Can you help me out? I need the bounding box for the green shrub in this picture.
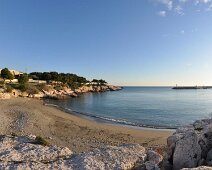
[35,136,49,146]
[36,84,51,92]
[18,74,29,84]
[26,85,40,94]
[54,85,63,91]
[11,132,17,137]
[6,85,13,93]
[19,83,29,92]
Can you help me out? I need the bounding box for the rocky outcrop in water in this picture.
[165,119,212,170]
[75,84,122,93]
[0,134,162,170]
[0,85,122,100]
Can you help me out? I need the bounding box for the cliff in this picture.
[0,84,122,100]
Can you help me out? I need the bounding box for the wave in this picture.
[44,103,177,130]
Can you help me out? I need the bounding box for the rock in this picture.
[0,135,146,170]
[147,150,163,165]
[0,92,11,99]
[166,119,212,170]
[173,131,202,170]
[206,149,212,166]
[69,144,146,170]
[0,135,72,163]
[32,92,45,98]
[182,166,212,170]
[198,159,206,166]
[145,161,160,170]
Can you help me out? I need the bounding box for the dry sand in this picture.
[0,98,173,153]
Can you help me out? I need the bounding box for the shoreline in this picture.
[0,97,173,153]
[44,103,176,131]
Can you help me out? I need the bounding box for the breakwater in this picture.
[173,86,212,90]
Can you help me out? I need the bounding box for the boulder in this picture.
[166,119,212,170]
[206,149,212,166]
[173,132,201,170]
[145,161,160,170]
[147,150,163,165]
[0,135,72,163]
[69,144,146,170]
[0,135,147,170]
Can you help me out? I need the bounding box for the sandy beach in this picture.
[0,98,173,153]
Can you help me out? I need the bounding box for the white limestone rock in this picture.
[69,144,146,170]
[0,135,147,170]
[0,135,72,163]
[173,132,202,170]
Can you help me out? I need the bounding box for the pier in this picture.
[172,86,212,90]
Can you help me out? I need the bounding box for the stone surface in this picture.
[206,149,212,166]
[0,135,147,170]
[173,132,201,170]
[147,150,163,165]
[69,144,146,170]
[145,161,160,170]
[166,118,212,170]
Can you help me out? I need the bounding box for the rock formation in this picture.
[0,84,122,100]
[165,119,212,170]
[0,135,162,170]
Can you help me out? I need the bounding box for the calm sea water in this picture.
[46,87,212,129]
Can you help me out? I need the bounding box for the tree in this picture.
[1,68,14,82]
[99,79,107,85]
[18,74,29,92]
[18,74,29,84]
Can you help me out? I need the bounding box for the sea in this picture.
[45,87,212,129]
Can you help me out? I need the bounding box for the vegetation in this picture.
[18,74,29,84]
[30,72,88,89]
[0,68,108,93]
[0,68,14,82]
[17,73,29,92]
[5,85,13,93]
[34,136,49,146]
[92,79,107,85]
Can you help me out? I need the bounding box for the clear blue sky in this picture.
[0,0,212,86]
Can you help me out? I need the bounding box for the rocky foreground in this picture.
[0,135,161,170]
[164,119,212,170]
[0,119,211,170]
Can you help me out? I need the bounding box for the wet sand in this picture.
[0,98,173,153]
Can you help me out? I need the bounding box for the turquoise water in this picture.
[46,87,212,129]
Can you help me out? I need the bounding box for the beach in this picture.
[0,98,172,153]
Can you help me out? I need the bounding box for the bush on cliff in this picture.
[5,85,13,93]
[26,85,40,94]
[34,136,49,146]
[0,68,14,82]
[18,74,29,84]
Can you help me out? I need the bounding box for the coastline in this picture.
[44,102,177,131]
[0,97,173,153]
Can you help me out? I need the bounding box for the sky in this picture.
[0,0,212,86]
